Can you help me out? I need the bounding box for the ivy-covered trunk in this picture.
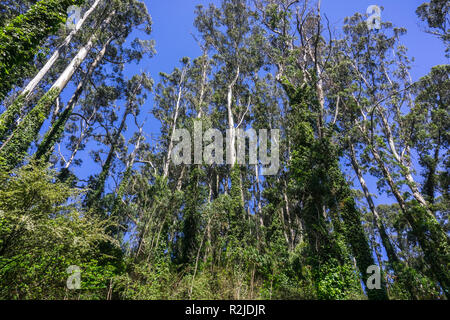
[33,35,114,162]
[21,0,103,101]
[282,77,388,300]
[0,0,85,100]
[0,10,114,170]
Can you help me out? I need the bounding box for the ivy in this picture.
[0,87,61,170]
[0,93,26,142]
[0,0,85,101]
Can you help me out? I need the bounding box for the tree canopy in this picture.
[0,0,448,300]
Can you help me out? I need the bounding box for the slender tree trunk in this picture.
[254,164,264,247]
[283,179,296,251]
[163,67,187,179]
[22,0,103,101]
[377,108,431,211]
[85,76,141,207]
[349,143,423,298]
[86,108,131,207]
[189,214,211,298]
[0,11,115,169]
[226,67,239,166]
[196,52,209,119]
[111,126,144,240]
[358,125,450,297]
[34,35,114,162]
[0,0,87,101]
[64,109,96,169]
[349,144,400,267]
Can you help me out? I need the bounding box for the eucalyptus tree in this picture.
[21,0,104,102]
[416,0,449,55]
[0,0,85,101]
[109,118,147,242]
[250,73,287,247]
[0,2,115,168]
[153,58,190,180]
[0,1,36,26]
[34,0,154,166]
[374,203,444,299]
[0,0,153,170]
[57,84,121,179]
[0,0,94,140]
[194,0,267,243]
[331,12,449,296]
[255,0,388,299]
[145,54,214,268]
[410,65,449,211]
[85,72,152,210]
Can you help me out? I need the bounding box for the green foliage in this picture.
[228,164,248,242]
[389,264,443,299]
[404,203,450,296]
[0,87,61,170]
[0,94,25,142]
[0,0,85,100]
[33,96,74,162]
[114,256,174,299]
[280,73,388,299]
[0,162,118,299]
[416,0,449,55]
[180,166,207,264]
[314,259,362,300]
[0,0,447,301]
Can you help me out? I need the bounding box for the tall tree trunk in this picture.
[22,0,103,101]
[0,10,115,169]
[226,67,239,166]
[349,144,400,268]
[111,126,144,240]
[85,83,136,208]
[377,108,432,211]
[34,35,114,162]
[195,52,209,119]
[357,124,450,297]
[163,66,187,179]
[0,0,86,101]
[349,143,422,298]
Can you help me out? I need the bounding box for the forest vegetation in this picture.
[0,0,448,300]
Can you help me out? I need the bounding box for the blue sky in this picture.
[49,0,447,271]
[69,0,448,207]
[142,0,447,82]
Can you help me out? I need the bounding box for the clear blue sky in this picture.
[71,0,448,207]
[140,0,447,82]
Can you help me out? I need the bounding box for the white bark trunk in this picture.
[163,67,187,179]
[23,0,103,100]
[350,144,383,224]
[227,67,240,166]
[49,10,114,94]
[254,164,263,226]
[378,107,430,209]
[196,54,209,119]
[62,37,113,169]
